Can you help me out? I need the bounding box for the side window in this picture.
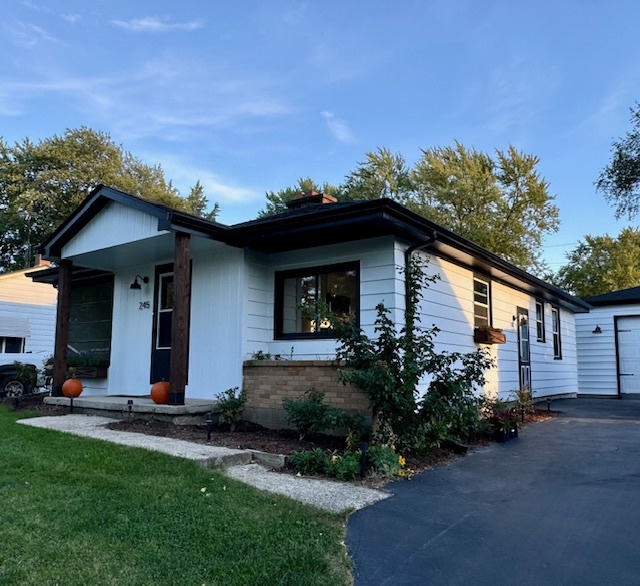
[275,262,359,339]
[551,306,562,359]
[535,301,545,342]
[0,337,25,353]
[473,276,491,327]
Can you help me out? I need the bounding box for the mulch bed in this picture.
[5,393,559,479]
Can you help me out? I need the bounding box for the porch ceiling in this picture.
[63,233,230,272]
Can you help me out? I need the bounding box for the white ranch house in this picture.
[34,186,589,420]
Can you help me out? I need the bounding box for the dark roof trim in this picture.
[583,286,640,307]
[40,185,231,260]
[26,265,113,286]
[37,187,588,313]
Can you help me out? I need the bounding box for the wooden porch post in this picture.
[169,231,191,405]
[52,260,72,396]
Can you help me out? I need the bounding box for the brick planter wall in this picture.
[242,360,371,430]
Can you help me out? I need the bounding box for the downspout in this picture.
[404,232,438,317]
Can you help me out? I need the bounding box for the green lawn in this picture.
[0,406,351,585]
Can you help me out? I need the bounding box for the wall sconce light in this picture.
[512,315,517,327]
[130,275,149,290]
[592,325,602,334]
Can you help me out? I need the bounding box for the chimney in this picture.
[34,254,51,267]
[286,191,337,210]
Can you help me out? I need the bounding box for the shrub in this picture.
[289,448,331,476]
[511,386,534,414]
[215,387,247,429]
[336,254,494,451]
[367,444,413,480]
[327,451,361,481]
[283,388,346,440]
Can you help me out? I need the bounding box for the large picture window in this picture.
[275,262,359,339]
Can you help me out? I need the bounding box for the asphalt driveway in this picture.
[347,399,640,585]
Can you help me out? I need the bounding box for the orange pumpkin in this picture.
[62,378,83,398]
[150,380,171,404]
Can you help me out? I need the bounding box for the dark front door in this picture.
[517,306,531,390]
[150,265,173,383]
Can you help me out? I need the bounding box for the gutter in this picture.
[404,232,438,317]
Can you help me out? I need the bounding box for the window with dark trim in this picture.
[68,275,114,364]
[551,306,562,359]
[473,275,491,327]
[535,300,545,342]
[275,262,359,339]
[0,337,25,353]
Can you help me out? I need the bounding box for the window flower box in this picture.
[473,325,506,345]
[69,366,108,379]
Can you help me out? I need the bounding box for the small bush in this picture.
[367,444,414,480]
[215,387,247,428]
[511,386,534,414]
[289,448,331,476]
[283,388,346,440]
[327,451,361,481]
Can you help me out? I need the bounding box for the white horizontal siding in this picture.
[576,305,640,396]
[408,248,579,401]
[0,268,57,356]
[244,237,397,360]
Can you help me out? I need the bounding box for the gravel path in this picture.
[17,414,389,513]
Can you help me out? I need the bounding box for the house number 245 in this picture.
[139,301,150,310]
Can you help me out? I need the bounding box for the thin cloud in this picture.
[152,155,258,205]
[21,1,80,23]
[111,16,203,32]
[0,56,291,139]
[7,21,65,47]
[320,111,353,143]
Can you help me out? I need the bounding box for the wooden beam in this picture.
[52,260,72,396]
[169,231,191,405]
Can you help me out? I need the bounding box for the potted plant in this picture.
[484,398,517,442]
[473,325,506,345]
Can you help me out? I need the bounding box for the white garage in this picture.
[576,286,640,397]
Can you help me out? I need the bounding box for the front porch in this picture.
[44,394,217,424]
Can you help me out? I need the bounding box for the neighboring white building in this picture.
[0,262,58,394]
[577,287,640,398]
[0,262,57,357]
[35,186,589,403]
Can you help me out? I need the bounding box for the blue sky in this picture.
[2,1,639,269]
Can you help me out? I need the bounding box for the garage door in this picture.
[617,316,640,394]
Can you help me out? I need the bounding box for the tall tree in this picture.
[257,177,343,218]
[596,103,640,219]
[185,180,219,221]
[0,127,219,272]
[342,143,559,272]
[551,228,640,297]
[342,148,415,201]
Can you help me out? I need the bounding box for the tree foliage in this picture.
[260,143,559,273]
[596,103,640,219]
[551,227,640,297]
[257,177,343,218]
[0,127,218,272]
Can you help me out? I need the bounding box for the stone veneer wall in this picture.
[242,360,371,430]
